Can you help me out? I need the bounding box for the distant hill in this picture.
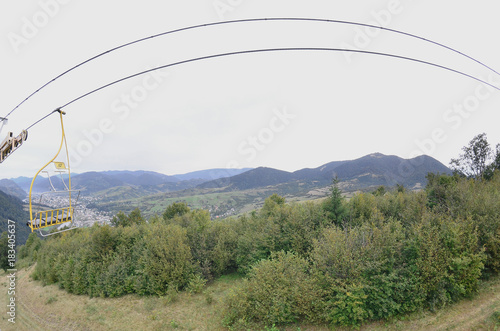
[11,176,39,193]
[71,172,126,194]
[3,155,450,220]
[77,153,452,220]
[198,167,294,190]
[0,179,27,200]
[319,153,451,189]
[6,168,253,196]
[173,168,253,181]
[199,153,451,192]
[11,175,70,193]
[101,170,179,185]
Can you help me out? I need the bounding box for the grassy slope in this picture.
[1,267,499,331]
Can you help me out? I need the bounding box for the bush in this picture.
[186,274,207,294]
[138,223,196,295]
[29,171,499,329]
[222,251,323,328]
[323,281,369,328]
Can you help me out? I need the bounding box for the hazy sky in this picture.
[1,1,500,179]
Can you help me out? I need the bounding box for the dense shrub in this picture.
[138,223,195,295]
[222,251,323,328]
[161,207,238,279]
[234,199,327,274]
[18,232,42,260]
[33,221,198,297]
[21,170,499,328]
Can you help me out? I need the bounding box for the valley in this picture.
[1,153,452,221]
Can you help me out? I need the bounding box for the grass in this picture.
[360,276,500,331]
[0,265,240,331]
[1,266,499,331]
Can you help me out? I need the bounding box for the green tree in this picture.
[111,208,145,227]
[0,232,10,272]
[425,173,459,210]
[18,232,42,263]
[373,185,387,196]
[261,193,286,217]
[163,202,190,220]
[128,208,145,225]
[450,133,492,179]
[493,144,500,169]
[322,177,348,226]
[484,143,500,180]
[138,223,195,295]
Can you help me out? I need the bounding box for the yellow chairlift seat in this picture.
[28,110,80,236]
[27,208,73,229]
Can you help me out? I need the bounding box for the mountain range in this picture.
[0,154,450,200]
[0,152,452,223]
[0,168,253,196]
[198,153,450,192]
[86,153,451,219]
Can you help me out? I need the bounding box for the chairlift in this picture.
[0,116,28,163]
[27,110,80,237]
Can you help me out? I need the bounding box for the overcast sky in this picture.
[1,1,500,179]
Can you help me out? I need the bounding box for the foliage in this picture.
[235,198,325,274]
[322,177,348,226]
[19,164,500,329]
[162,207,238,279]
[450,133,497,179]
[186,274,207,294]
[17,232,42,267]
[260,193,286,217]
[0,231,10,271]
[110,207,145,227]
[163,202,190,220]
[138,223,195,295]
[222,251,323,328]
[484,144,500,180]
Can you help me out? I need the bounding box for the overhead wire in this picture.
[4,17,500,123]
[25,46,500,131]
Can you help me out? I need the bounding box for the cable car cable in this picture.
[4,17,500,122]
[24,46,500,131]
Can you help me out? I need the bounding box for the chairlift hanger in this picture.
[26,109,80,237]
[0,122,27,164]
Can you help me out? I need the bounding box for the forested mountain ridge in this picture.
[0,178,26,200]
[0,190,30,244]
[198,153,451,191]
[7,168,254,195]
[4,154,449,197]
